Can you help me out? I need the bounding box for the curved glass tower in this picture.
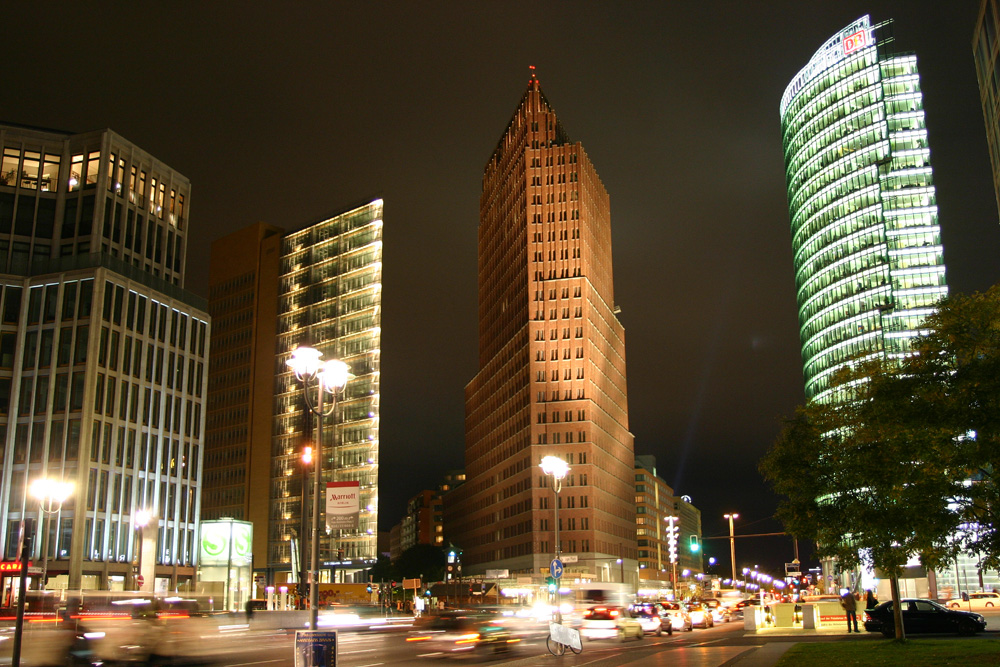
[780,16,948,403]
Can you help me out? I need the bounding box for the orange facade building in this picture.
[447,76,637,584]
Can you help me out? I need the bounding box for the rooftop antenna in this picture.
[529,64,537,81]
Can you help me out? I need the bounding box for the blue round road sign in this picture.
[550,558,564,579]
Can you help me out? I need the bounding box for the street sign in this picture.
[294,630,337,667]
[550,559,564,579]
[485,569,509,578]
[561,555,578,564]
[402,578,421,589]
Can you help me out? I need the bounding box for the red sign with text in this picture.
[0,562,30,573]
[843,29,867,55]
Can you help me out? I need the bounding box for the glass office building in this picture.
[780,16,948,403]
[0,125,208,594]
[270,200,382,583]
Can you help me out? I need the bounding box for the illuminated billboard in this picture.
[199,519,253,567]
[326,481,360,530]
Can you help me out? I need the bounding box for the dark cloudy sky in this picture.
[7,1,998,576]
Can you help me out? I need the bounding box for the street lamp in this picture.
[724,513,739,587]
[287,346,352,631]
[29,478,73,591]
[133,510,152,590]
[539,455,569,623]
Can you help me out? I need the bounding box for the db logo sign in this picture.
[843,29,867,55]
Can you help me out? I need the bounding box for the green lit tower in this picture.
[780,15,948,403]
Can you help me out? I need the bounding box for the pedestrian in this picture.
[865,589,877,610]
[841,589,859,633]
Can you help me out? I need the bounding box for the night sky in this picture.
[7,2,999,578]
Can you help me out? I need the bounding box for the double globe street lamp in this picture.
[287,346,352,631]
[29,478,74,591]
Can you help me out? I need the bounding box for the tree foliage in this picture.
[760,285,1000,637]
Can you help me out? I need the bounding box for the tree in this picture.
[761,358,963,640]
[367,554,400,583]
[903,285,1000,570]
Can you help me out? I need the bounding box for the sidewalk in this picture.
[722,642,797,666]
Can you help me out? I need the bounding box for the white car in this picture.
[580,606,643,641]
[947,592,1000,611]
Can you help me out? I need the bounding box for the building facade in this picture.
[270,200,382,583]
[0,124,209,594]
[389,489,444,560]
[974,0,1000,222]
[780,15,948,403]
[447,76,637,584]
[204,222,283,573]
[634,455,703,594]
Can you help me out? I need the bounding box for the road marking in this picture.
[342,649,377,654]
[227,661,284,666]
[355,664,384,667]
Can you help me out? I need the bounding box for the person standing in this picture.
[841,589,859,632]
[865,590,877,610]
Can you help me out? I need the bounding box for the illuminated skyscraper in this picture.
[780,16,948,403]
[447,76,636,583]
[271,200,382,584]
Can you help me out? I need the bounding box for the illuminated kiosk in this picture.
[196,519,253,612]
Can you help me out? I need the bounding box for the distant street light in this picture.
[724,513,739,586]
[287,346,352,631]
[29,478,73,591]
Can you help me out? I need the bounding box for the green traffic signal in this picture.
[689,535,700,552]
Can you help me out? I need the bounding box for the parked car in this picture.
[685,602,715,629]
[863,599,987,638]
[947,592,1000,611]
[629,604,671,636]
[580,606,643,641]
[658,601,693,632]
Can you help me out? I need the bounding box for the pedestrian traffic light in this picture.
[545,576,557,593]
[391,580,397,590]
[689,535,700,553]
[366,584,372,593]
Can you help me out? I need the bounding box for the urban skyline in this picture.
[4,2,999,574]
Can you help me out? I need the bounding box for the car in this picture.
[658,601,693,632]
[947,592,1000,611]
[699,598,732,623]
[629,604,671,636]
[685,602,715,628]
[406,613,514,654]
[579,605,643,641]
[863,599,987,638]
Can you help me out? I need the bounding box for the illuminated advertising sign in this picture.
[780,15,875,117]
[199,520,253,567]
[326,481,360,530]
[0,562,29,573]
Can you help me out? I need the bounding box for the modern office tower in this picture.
[204,222,283,574]
[447,75,636,583]
[974,0,1000,222]
[0,124,209,593]
[271,200,382,584]
[780,16,948,404]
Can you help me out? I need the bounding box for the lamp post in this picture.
[665,516,679,598]
[724,513,739,587]
[287,346,352,632]
[539,455,569,624]
[133,509,151,590]
[29,478,73,591]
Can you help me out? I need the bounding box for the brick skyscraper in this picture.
[447,75,636,584]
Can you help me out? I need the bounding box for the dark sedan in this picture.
[863,598,987,638]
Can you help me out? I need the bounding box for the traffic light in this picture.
[366,584,372,594]
[545,575,557,593]
[689,535,700,553]
[391,580,397,590]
